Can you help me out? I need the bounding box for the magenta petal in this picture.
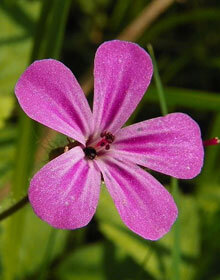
[113,113,204,179]
[29,147,101,229]
[97,157,177,240]
[15,59,93,144]
[93,40,153,135]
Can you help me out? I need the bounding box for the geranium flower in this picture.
[15,40,204,240]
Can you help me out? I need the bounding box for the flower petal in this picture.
[29,147,101,229]
[96,156,177,240]
[113,113,204,179]
[93,40,153,136]
[15,59,93,145]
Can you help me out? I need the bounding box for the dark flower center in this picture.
[83,147,97,160]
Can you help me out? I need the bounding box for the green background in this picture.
[0,0,220,279]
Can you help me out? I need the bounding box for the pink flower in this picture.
[15,40,204,240]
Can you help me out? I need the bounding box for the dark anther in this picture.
[100,132,106,137]
[105,144,110,150]
[100,141,105,147]
[83,147,97,160]
[105,132,115,143]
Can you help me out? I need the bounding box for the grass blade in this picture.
[148,44,181,280]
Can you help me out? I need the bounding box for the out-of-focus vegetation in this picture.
[0,0,220,279]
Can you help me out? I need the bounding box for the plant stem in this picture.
[148,44,181,280]
[0,195,28,222]
[171,178,181,280]
[38,229,58,280]
[147,44,168,115]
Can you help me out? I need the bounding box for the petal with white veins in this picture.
[113,113,204,179]
[97,156,177,240]
[15,59,93,145]
[29,146,101,229]
[93,40,153,136]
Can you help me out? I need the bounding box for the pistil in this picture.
[203,137,220,147]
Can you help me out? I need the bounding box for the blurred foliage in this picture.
[0,0,220,279]
[96,185,200,280]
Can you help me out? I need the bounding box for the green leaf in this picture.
[0,209,26,280]
[0,205,67,279]
[20,206,67,276]
[0,95,14,129]
[56,243,105,280]
[0,125,16,188]
[197,183,220,215]
[56,241,151,280]
[147,86,220,112]
[127,86,220,126]
[0,1,40,96]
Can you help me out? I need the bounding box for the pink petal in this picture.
[15,59,93,145]
[97,156,177,240]
[93,40,153,136]
[29,146,101,229]
[113,113,204,179]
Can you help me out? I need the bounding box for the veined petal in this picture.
[29,147,101,229]
[93,40,153,136]
[96,157,177,240]
[113,113,204,179]
[15,59,93,145]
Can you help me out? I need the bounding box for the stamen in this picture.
[88,131,115,155]
[100,141,106,147]
[105,132,115,143]
[96,131,115,150]
[203,137,220,147]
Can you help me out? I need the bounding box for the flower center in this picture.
[84,131,115,160]
[83,147,97,160]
